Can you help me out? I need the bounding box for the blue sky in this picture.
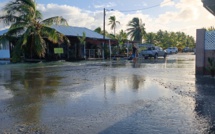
[34,0,178,17]
[0,0,215,39]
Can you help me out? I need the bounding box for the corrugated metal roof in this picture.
[0,26,109,40]
[51,25,109,40]
[0,29,8,36]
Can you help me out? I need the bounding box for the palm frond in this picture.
[78,32,86,44]
[35,10,42,20]
[41,16,68,26]
[41,26,70,45]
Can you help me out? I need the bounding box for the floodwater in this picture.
[0,53,215,134]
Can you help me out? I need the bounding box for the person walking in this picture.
[132,44,138,63]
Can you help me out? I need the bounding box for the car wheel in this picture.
[164,53,167,58]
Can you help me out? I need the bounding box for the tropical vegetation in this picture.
[144,30,195,51]
[108,16,120,36]
[0,0,70,62]
[77,32,86,59]
[94,17,195,55]
[127,17,146,43]
[0,0,196,61]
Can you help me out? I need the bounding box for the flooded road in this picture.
[0,53,215,134]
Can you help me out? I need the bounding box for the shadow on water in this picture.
[2,67,63,124]
[195,76,215,133]
[98,75,211,134]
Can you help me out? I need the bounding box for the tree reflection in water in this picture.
[107,74,145,93]
[4,67,63,124]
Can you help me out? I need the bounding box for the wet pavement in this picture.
[0,53,215,134]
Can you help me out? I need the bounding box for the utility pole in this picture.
[103,8,106,60]
[103,8,106,40]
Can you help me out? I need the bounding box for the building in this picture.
[202,0,215,15]
[0,29,10,60]
[195,0,215,76]
[51,25,116,60]
[0,26,117,61]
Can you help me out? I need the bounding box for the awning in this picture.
[202,0,215,16]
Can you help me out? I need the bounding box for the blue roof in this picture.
[0,29,8,36]
[0,26,109,40]
[51,25,109,39]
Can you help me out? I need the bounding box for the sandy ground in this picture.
[0,53,215,134]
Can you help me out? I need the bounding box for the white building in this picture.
[0,29,10,60]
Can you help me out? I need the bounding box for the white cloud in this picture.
[160,0,175,7]
[151,0,215,38]
[0,0,215,39]
[93,2,116,9]
[0,2,10,30]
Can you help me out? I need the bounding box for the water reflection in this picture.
[3,67,63,123]
[195,76,215,133]
[131,75,142,91]
[0,54,212,133]
[110,76,116,93]
[104,74,145,93]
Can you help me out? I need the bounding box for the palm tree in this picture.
[144,32,156,44]
[127,17,146,43]
[115,30,128,54]
[108,16,120,36]
[115,30,128,45]
[0,0,70,62]
[94,27,109,37]
[77,32,86,59]
[94,27,102,34]
[207,26,215,31]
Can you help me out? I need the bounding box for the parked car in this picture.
[182,47,192,52]
[140,46,167,59]
[155,46,167,58]
[165,47,178,54]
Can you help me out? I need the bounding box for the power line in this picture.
[119,0,174,13]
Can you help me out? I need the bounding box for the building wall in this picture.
[196,29,215,75]
[0,40,10,59]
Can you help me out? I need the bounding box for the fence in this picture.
[205,31,215,50]
[196,29,215,75]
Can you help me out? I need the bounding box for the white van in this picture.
[165,47,178,54]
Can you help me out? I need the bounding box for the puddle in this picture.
[0,54,214,133]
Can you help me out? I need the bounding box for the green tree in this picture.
[207,26,215,31]
[127,17,146,43]
[94,27,110,38]
[0,0,70,62]
[94,27,102,34]
[144,32,156,44]
[116,30,128,45]
[108,16,120,36]
[153,30,195,50]
[77,32,86,58]
[115,30,128,54]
